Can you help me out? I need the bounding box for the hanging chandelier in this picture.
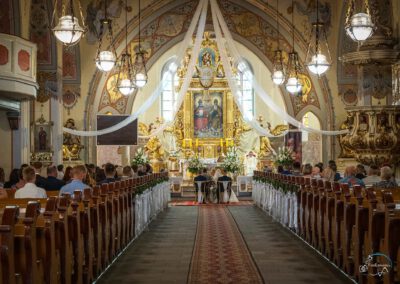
[95,0,117,72]
[51,0,87,46]
[133,0,148,88]
[345,0,375,42]
[285,0,303,95]
[305,0,331,76]
[271,0,285,85]
[115,0,135,96]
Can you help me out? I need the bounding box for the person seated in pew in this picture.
[311,166,322,179]
[32,161,47,188]
[363,165,381,187]
[122,166,134,180]
[59,165,91,196]
[43,165,66,191]
[4,168,20,188]
[0,168,6,199]
[15,166,47,199]
[339,166,365,187]
[57,164,64,180]
[355,164,367,179]
[291,161,302,176]
[194,168,208,204]
[374,166,398,189]
[302,163,312,177]
[98,163,118,184]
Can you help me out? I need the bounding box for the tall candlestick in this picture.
[220,139,223,147]
[196,138,199,147]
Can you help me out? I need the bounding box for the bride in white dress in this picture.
[212,169,239,203]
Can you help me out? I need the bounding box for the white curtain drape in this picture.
[64,0,348,137]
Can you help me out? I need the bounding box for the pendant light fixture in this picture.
[285,0,303,95]
[133,0,148,88]
[271,0,285,85]
[95,0,117,72]
[345,0,375,42]
[51,0,87,46]
[115,0,135,96]
[305,0,332,76]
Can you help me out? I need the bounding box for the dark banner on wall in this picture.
[96,115,138,145]
[285,130,302,164]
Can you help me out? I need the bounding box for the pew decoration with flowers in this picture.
[0,172,170,284]
[253,170,400,284]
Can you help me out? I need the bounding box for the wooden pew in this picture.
[0,206,19,284]
[317,180,330,254]
[324,182,339,260]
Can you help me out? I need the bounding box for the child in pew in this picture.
[15,166,47,199]
[59,164,91,196]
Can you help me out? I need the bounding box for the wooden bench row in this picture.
[254,171,400,284]
[0,172,168,284]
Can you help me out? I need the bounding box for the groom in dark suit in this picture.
[194,169,208,203]
[217,169,232,204]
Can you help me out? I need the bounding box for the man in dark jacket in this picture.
[194,169,208,204]
[217,169,232,203]
[43,166,65,191]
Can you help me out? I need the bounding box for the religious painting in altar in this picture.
[31,114,53,153]
[285,131,302,164]
[193,91,224,138]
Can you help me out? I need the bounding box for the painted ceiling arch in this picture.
[87,0,335,131]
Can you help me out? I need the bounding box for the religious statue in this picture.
[216,56,225,78]
[63,118,83,160]
[38,127,47,151]
[259,136,275,158]
[144,137,165,161]
[194,99,209,132]
[208,99,222,131]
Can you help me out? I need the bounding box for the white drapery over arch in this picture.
[64,0,348,137]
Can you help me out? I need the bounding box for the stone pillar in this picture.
[14,100,31,165]
[121,146,131,166]
[51,95,63,165]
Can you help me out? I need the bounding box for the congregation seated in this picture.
[63,166,73,183]
[311,166,321,179]
[374,166,398,189]
[57,164,64,179]
[60,165,91,195]
[363,164,381,187]
[339,166,365,187]
[122,165,135,179]
[42,165,65,191]
[0,167,5,188]
[15,166,47,199]
[302,164,312,177]
[33,161,47,188]
[291,162,302,176]
[99,163,119,184]
[4,168,20,189]
[355,164,367,179]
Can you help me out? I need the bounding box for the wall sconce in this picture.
[7,111,20,130]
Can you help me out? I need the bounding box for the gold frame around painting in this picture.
[190,90,227,139]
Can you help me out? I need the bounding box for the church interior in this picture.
[0,0,400,283]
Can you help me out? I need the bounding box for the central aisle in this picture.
[97,205,353,284]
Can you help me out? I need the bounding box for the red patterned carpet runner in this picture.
[188,206,264,284]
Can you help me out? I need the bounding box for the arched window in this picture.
[301,111,322,165]
[236,60,254,119]
[161,59,179,121]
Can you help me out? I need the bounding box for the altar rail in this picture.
[253,171,400,284]
[0,173,169,284]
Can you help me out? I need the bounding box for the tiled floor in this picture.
[97,205,353,284]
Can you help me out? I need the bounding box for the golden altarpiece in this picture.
[167,33,249,160]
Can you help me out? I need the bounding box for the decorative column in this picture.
[16,100,31,165]
[121,146,131,166]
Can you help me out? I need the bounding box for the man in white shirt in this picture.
[15,166,47,199]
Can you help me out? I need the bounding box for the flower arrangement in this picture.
[131,148,148,167]
[222,147,241,174]
[273,146,294,167]
[187,155,204,174]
